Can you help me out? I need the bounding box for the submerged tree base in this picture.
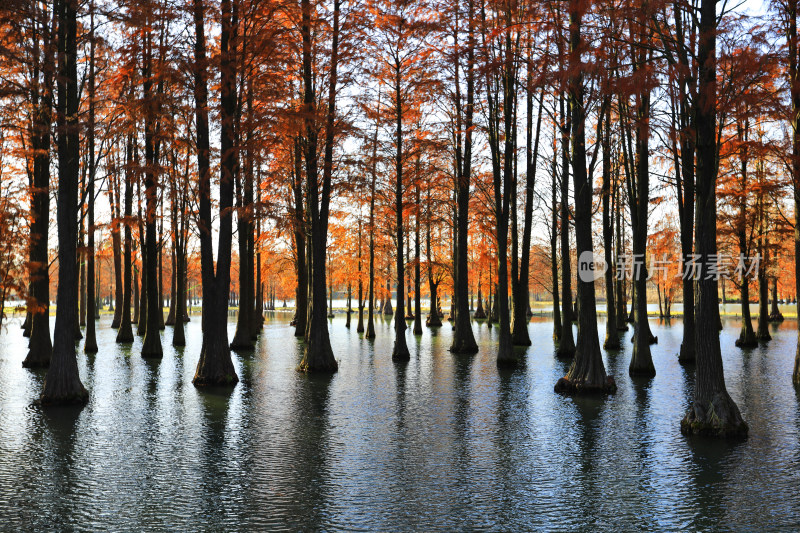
[735,334,758,348]
[298,358,338,373]
[193,341,240,387]
[678,343,695,365]
[603,337,621,350]
[555,344,575,359]
[450,338,478,355]
[426,314,442,327]
[230,338,255,352]
[554,375,617,395]
[628,363,656,378]
[193,373,239,387]
[630,334,658,345]
[496,353,519,368]
[298,344,339,374]
[39,378,89,406]
[769,312,785,322]
[681,393,748,438]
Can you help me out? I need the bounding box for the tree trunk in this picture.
[41,0,88,405]
[770,277,784,321]
[297,0,339,373]
[292,137,307,337]
[346,283,352,328]
[450,0,478,353]
[192,0,238,386]
[556,95,575,357]
[24,4,54,367]
[117,134,135,343]
[413,183,422,335]
[365,92,380,340]
[601,101,619,350]
[554,1,614,394]
[391,61,410,362]
[84,6,98,354]
[111,169,123,329]
[550,133,561,340]
[628,50,655,376]
[681,0,747,437]
[141,26,162,359]
[357,217,365,333]
[511,76,543,348]
[756,230,771,341]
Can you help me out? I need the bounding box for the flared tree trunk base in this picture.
[556,340,575,359]
[512,334,532,347]
[735,328,758,348]
[630,333,658,345]
[24,328,52,368]
[193,352,239,386]
[554,375,617,395]
[173,328,186,347]
[298,352,338,373]
[39,390,88,406]
[769,312,785,322]
[84,337,98,354]
[194,319,239,386]
[230,335,255,351]
[603,333,621,350]
[629,361,656,377]
[22,355,51,369]
[142,333,163,359]
[426,314,442,327]
[681,393,748,438]
[299,323,339,373]
[392,348,410,362]
[450,339,479,354]
[678,343,695,365]
[40,372,88,406]
[496,352,519,368]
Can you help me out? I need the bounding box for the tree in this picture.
[370,0,434,362]
[445,0,478,354]
[297,0,340,373]
[480,0,518,367]
[680,0,747,438]
[22,0,54,367]
[41,0,88,405]
[192,0,239,386]
[554,0,615,395]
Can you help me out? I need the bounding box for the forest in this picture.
[0,0,798,445]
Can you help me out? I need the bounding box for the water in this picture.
[1,313,799,531]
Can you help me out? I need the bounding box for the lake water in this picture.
[1,312,799,531]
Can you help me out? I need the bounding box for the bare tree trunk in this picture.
[192,0,238,386]
[681,0,746,437]
[117,134,135,343]
[555,0,614,394]
[24,2,54,367]
[42,0,88,404]
[297,0,339,373]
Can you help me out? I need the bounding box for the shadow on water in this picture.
[3,314,800,529]
[39,404,84,529]
[286,371,334,528]
[570,395,605,527]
